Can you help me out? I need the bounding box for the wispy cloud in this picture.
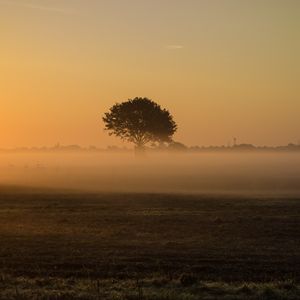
[166,45,184,50]
[0,0,73,14]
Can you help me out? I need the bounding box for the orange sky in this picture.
[1,0,299,148]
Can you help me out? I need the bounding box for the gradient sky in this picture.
[1,0,299,148]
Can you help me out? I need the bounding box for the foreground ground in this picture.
[0,186,299,299]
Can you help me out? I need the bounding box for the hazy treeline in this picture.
[1,142,300,153]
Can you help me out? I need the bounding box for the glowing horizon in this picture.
[1,0,299,148]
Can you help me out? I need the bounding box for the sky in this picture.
[1,0,299,148]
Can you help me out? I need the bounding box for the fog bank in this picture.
[0,152,300,195]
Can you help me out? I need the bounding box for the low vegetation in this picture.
[0,187,299,299]
[1,276,299,299]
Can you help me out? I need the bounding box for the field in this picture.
[0,186,300,299]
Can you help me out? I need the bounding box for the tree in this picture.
[168,141,188,152]
[103,97,177,150]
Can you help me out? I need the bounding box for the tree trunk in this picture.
[134,145,146,157]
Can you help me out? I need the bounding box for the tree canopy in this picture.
[103,97,177,148]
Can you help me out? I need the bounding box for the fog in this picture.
[1,152,300,195]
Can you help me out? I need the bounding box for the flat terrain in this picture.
[0,186,300,299]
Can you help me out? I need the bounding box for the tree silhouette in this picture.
[103,97,177,150]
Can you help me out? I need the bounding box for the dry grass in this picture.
[0,187,299,299]
[0,276,299,299]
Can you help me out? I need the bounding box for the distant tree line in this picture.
[1,142,300,153]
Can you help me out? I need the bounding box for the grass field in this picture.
[0,186,299,299]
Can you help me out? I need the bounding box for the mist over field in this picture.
[1,152,300,195]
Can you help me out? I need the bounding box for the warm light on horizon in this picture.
[1,0,299,148]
